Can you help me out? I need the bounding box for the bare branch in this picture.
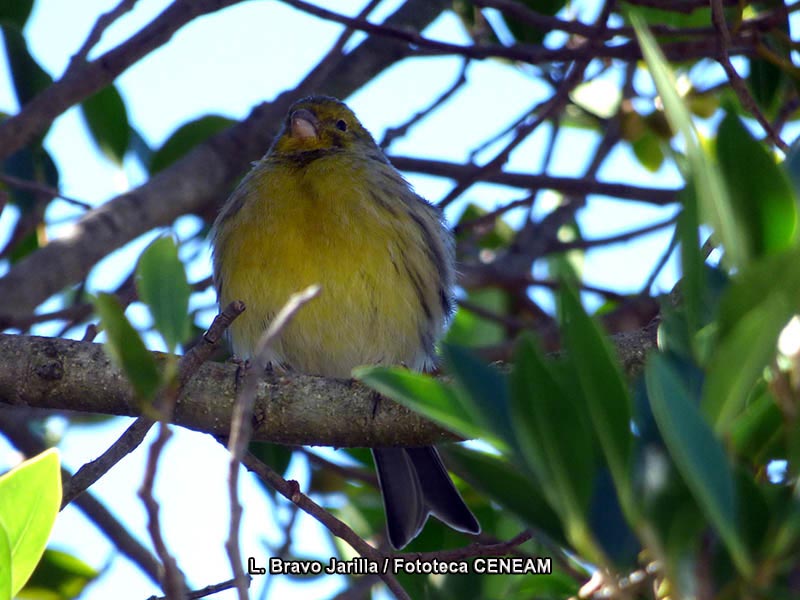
[225,286,319,599]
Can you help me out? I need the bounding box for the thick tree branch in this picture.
[0,333,457,447]
[0,321,656,447]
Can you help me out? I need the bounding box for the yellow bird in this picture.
[211,96,480,549]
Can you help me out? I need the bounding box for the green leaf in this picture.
[0,523,10,600]
[559,284,635,521]
[632,129,665,172]
[149,115,235,174]
[704,247,800,429]
[632,13,747,268]
[135,236,191,352]
[353,366,490,444]
[0,25,52,106]
[79,85,130,165]
[441,344,514,447]
[18,548,100,600]
[729,387,782,463]
[704,292,789,433]
[445,288,508,347]
[646,354,752,576]
[677,186,703,341]
[0,449,62,596]
[510,334,595,521]
[93,293,161,400]
[716,111,797,257]
[501,0,566,45]
[0,0,34,28]
[748,58,782,115]
[444,445,566,546]
[454,202,515,250]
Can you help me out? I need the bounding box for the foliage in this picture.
[0,449,62,599]
[2,0,800,598]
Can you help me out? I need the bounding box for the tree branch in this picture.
[0,320,657,446]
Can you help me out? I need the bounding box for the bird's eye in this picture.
[336,119,348,131]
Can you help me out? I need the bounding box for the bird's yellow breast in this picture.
[213,154,440,377]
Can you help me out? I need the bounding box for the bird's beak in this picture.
[290,109,319,140]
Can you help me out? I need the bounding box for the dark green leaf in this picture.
[510,334,595,519]
[354,366,489,444]
[748,58,782,115]
[18,548,100,600]
[0,25,52,106]
[716,111,797,257]
[80,85,130,165]
[8,231,39,264]
[559,284,635,519]
[442,344,514,447]
[502,0,566,45]
[0,0,34,28]
[93,293,161,400]
[729,387,782,463]
[512,570,581,598]
[149,115,235,174]
[632,129,665,172]
[135,236,191,352]
[0,449,62,596]
[454,202,515,250]
[445,288,508,347]
[677,186,703,341]
[646,354,751,575]
[444,445,566,545]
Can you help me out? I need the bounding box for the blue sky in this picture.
[0,1,697,598]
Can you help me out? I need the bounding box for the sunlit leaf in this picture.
[632,13,747,268]
[716,111,797,257]
[18,548,100,600]
[0,449,62,596]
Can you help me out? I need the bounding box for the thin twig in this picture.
[380,58,470,149]
[63,417,154,507]
[389,155,680,205]
[395,530,533,561]
[226,286,320,600]
[710,0,789,152]
[140,420,186,598]
[0,173,92,210]
[71,0,141,64]
[148,577,247,600]
[556,214,678,252]
[240,450,411,600]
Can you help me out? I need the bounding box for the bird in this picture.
[211,95,480,549]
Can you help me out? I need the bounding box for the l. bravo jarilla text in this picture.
[252,556,552,576]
